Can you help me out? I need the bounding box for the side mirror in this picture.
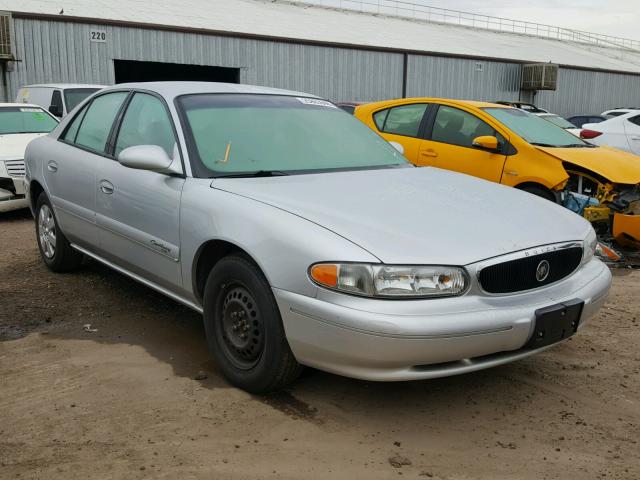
[48,104,62,117]
[472,135,500,152]
[118,145,182,174]
[389,141,405,155]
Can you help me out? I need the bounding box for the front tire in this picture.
[203,255,302,393]
[35,193,83,272]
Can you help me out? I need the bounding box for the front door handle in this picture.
[99,180,114,195]
[47,161,58,172]
[631,135,640,140]
[420,149,438,157]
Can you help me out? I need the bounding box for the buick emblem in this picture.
[536,260,550,282]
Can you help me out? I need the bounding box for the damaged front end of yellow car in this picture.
[563,168,640,248]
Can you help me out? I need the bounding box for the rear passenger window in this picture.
[432,105,495,148]
[377,104,428,137]
[74,92,128,153]
[115,93,177,158]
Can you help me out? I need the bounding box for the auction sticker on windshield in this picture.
[296,98,337,108]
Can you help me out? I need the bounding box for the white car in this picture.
[536,113,582,137]
[16,84,105,118]
[0,104,59,212]
[581,111,640,155]
[600,108,639,118]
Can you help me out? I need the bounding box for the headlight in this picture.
[582,227,597,265]
[309,263,469,298]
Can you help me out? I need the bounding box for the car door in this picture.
[624,115,640,155]
[95,91,185,291]
[371,103,430,163]
[417,104,508,183]
[45,91,129,248]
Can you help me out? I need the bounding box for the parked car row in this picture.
[22,82,613,393]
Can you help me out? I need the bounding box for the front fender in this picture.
[179,179,380,303]
[501,147,569,190]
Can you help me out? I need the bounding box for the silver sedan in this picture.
[25,82,611,393]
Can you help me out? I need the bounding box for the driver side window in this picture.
[432,105,495,148]
[115,93,177,158]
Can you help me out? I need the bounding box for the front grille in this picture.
[478,246,583,294]
[4,160,25,177]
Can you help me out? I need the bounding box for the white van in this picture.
[16,84,105,118]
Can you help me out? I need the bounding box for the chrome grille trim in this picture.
[4,160,25,177]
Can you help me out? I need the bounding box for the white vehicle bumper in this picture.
[275,259,611,381]
[0,176,28,213]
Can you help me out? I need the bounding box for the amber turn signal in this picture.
[310,263,338,287]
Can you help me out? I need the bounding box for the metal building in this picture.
[0,0,639,117]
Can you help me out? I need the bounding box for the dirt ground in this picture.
[1,209,639,480]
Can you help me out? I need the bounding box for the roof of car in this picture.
[102,81,321,99]
[0,102,47,108]
[20,84,106,89]
[356,97,511,112]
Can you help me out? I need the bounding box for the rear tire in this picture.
[202,254,302,393]
[35,193,83,272]
[518,184,556,202]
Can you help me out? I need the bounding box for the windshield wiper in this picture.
[211,170,290,179]
[563,143,596,148]
[530,142,560,148]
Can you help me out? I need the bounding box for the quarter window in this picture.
[376,104,428,137]
[628,115,640,127]
[74,92,128,153]
[432,105,495,148]
[115,93,177,158]
[62,104,89,143]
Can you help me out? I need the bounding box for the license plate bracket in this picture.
[526,299,584,349]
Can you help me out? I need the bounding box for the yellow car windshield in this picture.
[484,108,591,148]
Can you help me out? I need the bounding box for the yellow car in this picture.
[354,98,640,245]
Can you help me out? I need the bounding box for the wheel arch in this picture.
[514,181,558,202]
[192,239,266,303]
[29,179,45,213]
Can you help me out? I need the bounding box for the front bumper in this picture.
[0,177,28,213]
[274,258,611,381]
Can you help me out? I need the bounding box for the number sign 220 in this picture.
[90,30,107,43]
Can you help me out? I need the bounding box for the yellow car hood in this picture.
[536,145,640,185]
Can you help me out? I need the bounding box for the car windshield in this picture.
[178,94,408,177]
[484,108,589,147]
[0,106,58,134]
[541,115,576,129]
[64,88,101,112]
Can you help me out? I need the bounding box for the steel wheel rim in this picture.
[219,285,264,370]
[38,204,56,259]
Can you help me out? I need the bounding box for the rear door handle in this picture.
[631,135,640,140]
[420,150,438,157]
[99,180,114,195]
[47,161,58,172]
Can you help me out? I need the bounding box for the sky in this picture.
[295,0,640,41]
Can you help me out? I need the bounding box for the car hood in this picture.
[536,145,640,185]
[212,167,591,265]
[0,133,47,160]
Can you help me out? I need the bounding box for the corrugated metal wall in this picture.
[406,55,522,102]
[536,67,640,117]
[5,16,640,116]
[6,18,403,102]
